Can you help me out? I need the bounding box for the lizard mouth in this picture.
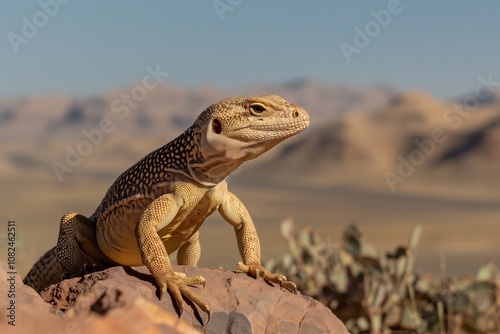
[250,119,310,132]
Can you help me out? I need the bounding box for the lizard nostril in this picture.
[293,110,300,118]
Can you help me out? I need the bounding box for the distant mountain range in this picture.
[251,91,500,199]
[1,78,498,199]
[0,79,392,180]
[0,78,394,137]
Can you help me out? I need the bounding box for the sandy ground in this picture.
[1,171,498,279]
[202,176,500,277]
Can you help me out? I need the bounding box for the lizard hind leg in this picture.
[57,213,108,279]
[23,213,104,292]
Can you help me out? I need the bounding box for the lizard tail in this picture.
[23,246,63,293]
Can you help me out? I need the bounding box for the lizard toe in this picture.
[183,274,205,287]
[237,262,298,294]
[158,281,168,300]
[280,280,298,294]
[168,282,185,315]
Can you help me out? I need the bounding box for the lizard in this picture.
[23,94,310,319]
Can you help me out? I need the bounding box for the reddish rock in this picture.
[1,263,348,333]
[0,262,199,334]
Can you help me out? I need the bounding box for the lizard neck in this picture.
[154,127,194,177]
[188,154,246,187]
[184,126,247,187]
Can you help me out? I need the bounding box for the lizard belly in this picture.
[159,201,219,255]
[97,198,152,266]
[96,183,225,266]
[158,181,227,254]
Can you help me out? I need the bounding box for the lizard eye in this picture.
[212,118,222,134]
[250,104,266,115]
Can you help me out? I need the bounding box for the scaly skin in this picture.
[24,94,310,320]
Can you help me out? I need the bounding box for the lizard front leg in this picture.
[218,191,297,293]
[136,194,209,317]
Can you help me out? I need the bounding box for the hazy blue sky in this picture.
[1,1,499,99]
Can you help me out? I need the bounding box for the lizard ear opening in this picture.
[212,118,222,134]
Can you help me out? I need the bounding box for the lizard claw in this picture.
[237,261,297,294]
[206,310,211,325]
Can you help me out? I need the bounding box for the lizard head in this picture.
[189,95,310,185]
